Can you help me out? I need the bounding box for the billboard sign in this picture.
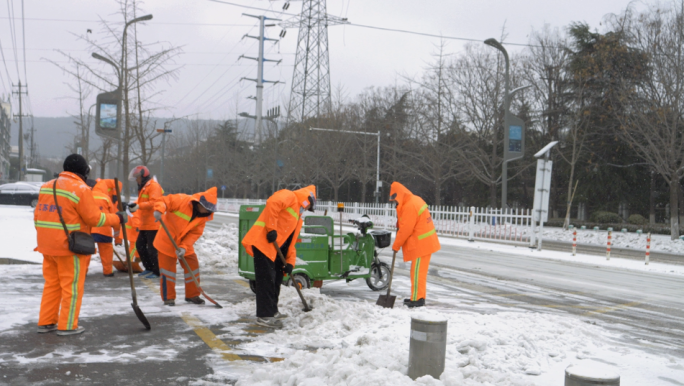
[95,88,122,140]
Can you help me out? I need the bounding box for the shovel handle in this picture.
[114,179,138,302]
[385,251,397,298]
[273,241,312,311]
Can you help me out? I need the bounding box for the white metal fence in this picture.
[217,198,533,243]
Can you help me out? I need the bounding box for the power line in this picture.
[206,0,541,48]
[0,38,12,92]
[0,16,254,27]
[6,0,21,79]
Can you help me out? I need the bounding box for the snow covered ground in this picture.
[184,225,684,385]
[2,204,684,385]
[532,226,684,255]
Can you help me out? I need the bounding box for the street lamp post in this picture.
[309,127,382,203]
[92,13,152,186]
[484,38,511,209]
[156,127,172,185]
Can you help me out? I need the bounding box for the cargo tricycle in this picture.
[238,204,393,292]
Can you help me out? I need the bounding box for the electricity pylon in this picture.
[280,0,348,123]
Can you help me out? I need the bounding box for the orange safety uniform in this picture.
[153,187,217,301]
[91,179,122,275]
[125,214,141,262]
[136,178,163,231]
[391,182,441,301]
[241,185,317,266]
[35,172,121,331]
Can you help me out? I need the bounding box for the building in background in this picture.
[0,99,11,181]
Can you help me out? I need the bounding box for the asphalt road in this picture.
[210,213,684,359]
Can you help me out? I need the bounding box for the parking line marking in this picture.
[234,279,250,288]
[139,278,283,363]
[582,301,642,316]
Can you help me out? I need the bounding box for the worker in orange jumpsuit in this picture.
[153,187,217,306]
[242,186,317,328]
[35,154,127,336]
[389,182,441,308]
[127,166,163,279]
[91,179,122,277]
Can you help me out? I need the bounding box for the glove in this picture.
[112,195,118,204]
[266,230,277,243]
[128,203,139,213]
[176,248,186,259]
[116,211,128,224]
[283,263,293,275]
[153,211,163,221]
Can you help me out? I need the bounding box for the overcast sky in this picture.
[0,0,648,121]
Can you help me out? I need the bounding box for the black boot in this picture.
[185,296,205,305]
[403,298,411,304]
[405,298,425,308]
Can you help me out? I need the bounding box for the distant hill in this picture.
[10,116,260,159]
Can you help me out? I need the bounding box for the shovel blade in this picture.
[376,294,396,309]
[132,303,151,330]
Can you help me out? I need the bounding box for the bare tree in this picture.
[613,3,684,239]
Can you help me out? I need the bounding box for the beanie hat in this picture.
[63,154,90,177]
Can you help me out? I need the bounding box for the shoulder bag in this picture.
[53,179,96,255]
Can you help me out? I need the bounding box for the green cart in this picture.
[238,204,392,292]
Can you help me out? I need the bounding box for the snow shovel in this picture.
[273,241,313,312]
[113,249,143,273]
[158,218,223,308]
[114,178,151,330]
[376,251,397,308]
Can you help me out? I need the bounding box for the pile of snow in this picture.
[195,223,240,272]
[533,227,684,254]
[187,285,676,385]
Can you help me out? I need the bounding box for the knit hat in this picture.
[63,154,90,177]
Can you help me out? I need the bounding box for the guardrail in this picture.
[217,198,533,242]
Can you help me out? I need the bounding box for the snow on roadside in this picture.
[533,226,684,254]
[0,205,42,263]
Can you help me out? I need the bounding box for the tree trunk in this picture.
[670,180,680,240]
[563,162,576,229]
[434,179,441,205]
[489,181,497,208]
[333,185,339,202]
[650,170,656,225]
[360,180,367,203]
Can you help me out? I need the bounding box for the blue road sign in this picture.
[221,185,226,191]
[207,169,213,179]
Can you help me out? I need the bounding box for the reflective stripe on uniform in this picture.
[254,221,265,227]
[185,268,200,282]
[40,188,80,204]
[160,268,177,281]
[67,255,80,330]
[286,207,299,220]
[35,220,80,231]
[412,257,421,301]
[418,229,436,240]
[96,212,107,227]
[93,195,111,203]
[418,204,428,216]
[172,211,191,222]
[141,194,149,199]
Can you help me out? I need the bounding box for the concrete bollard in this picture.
[408,315,447,380]
[565,363,620,385]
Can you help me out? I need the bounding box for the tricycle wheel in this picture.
[366,262,391,291]
[288,273,310,290]
[249,279,257,294]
